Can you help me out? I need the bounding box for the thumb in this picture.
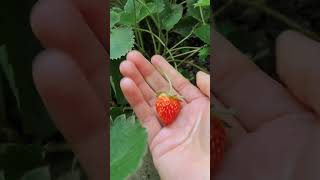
[196,71,210,97]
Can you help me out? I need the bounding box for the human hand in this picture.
[213,30,320,180]
[30,0,107,179]
[119,51,210,180]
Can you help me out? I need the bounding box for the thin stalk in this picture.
[172,49,200,58]
[178,0,187,6]
[163,72,173,95]
[134,31,141,48]
[199,6,206,25]
[171,46,199,53]
[166,26,197,54]
[163,31,169,56]
[167,59,208,73]
[134,42,148,58]
[146,19,157,54]
[156,14,162,53]
[136,0,164,38]
[133,27,175,63]
[137,30,145,51]
[177,46,203,67]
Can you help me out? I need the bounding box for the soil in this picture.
[127,150,160,180]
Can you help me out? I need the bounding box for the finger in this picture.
[212,30,305,131]
[213,95,247,147]
[71,0,107,48]
[276,30,320,117]
[151,55,205,103]
[126,51,186,104]
[120,77,161,143]
[216,114,316,180]
[30,0,107,103]
[119,60,156,106]
[196,71,210,97]
[32,49,106,180]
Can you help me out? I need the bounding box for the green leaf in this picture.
[123,0,138,13]
[187,0,210,22]
[194,24,210,44]
[198,46,209,62]
[120,0,157,25]
[160,4,183,31]
[110,27,135,60]
[110,10,120,29]
[110,60,127,105]
[20,166,50,180]
[173,16,198,37]
[194,0,210,7]
[152,0,165,13]
[110,114,148,180]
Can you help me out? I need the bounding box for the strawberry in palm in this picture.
[155,73,182,126]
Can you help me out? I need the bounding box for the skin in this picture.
[30,0,211,179]
[29,0,320,179]
[119,51,210,180]
[213,30,320,180]
[30,0,107,179]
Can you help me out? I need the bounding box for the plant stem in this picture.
[163,72,173,95]
[137,28,145,51]
[199,6,206,25]
[171,46,199,52]
[133,27,175,64]
[168,59,208,73]
[163,31,169,56]
[177,46,203,67]
[178,0,187,6]
[134,30,140,47]
[136,0,164,44]
[172,48,200,58]
[166,25,197,54]
[146,19,157,54]
[134,42,148,58]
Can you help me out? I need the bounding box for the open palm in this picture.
[213,30,320,180]
[120,51,210,180]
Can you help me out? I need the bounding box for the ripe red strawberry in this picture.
[211,114,226,175]
[155,93,181,126]
[155,72,182,126]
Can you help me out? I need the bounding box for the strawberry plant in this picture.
[110,0,211,179]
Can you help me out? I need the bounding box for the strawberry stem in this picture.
[163,72,173,96]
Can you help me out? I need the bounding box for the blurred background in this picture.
[0,1,82,179]
[214,0,320,78]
